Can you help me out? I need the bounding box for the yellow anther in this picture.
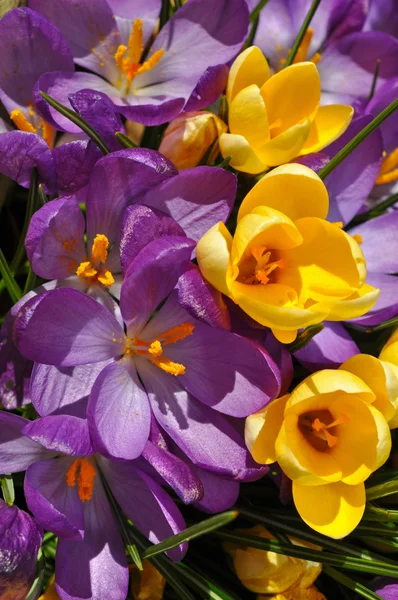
[76,261,98,279]
[97,269,115,287]
[293,28,314,64]
[10,109,37,133]
[148,340,163,357]
[42,120,54,147]
[310,51,322,65]
[91,234,110,264]
[150,356,186,376]
[332,221,344,228]
[159,323,195,345]
[66,458,97,502]
[353,233,363,245]
[127,18,144,66]
[137,49,165,75]
[114,44,127,71]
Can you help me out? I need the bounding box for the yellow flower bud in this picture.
[130,560,166,600]
[159,111,227,170]
[39,577,61,600]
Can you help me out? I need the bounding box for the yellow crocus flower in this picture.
[219,46,353,174]
[196,163,379,343]
[245,369,391,538]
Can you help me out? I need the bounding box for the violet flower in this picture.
[364,0,398,38]
[0,411,187,600]
[15,220,280,478]
[0,499,42,600]
[29,0,249,126]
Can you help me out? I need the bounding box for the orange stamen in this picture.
[149,356,186,376]
[312,414,349,448]
[66,458,97,502]
[158,323,195,345]
[137,49,165,75]
[293,28,314,64]
[376,147,398,185]
[9,109,37,133]
[76,234,114,287]
[91,234,109,264]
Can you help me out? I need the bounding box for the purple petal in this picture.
[52,139,102,196]
[325,116,383,224]
[349,212,398,273]
[22,415,93,456]
[87,361,151,460]
[367,78,398,153]
[0,308,32,410]
[252,0,294,68]
[141,167,236,243]
[25,196,86,280]
[0,412,52,473]
[294,152,329,173]
[120,204,185,276]
[350,273,398,327]
[371,577,398,600]
[364,0,398,37]
[55,476,128,600]
[31,360,111,417]
[0,7,73,112]
[14,288,125,366]
[136,357,263,480]
[102,459,187,562]
[193,468,240,514]
[110,1,161,47]
[263,331,293,395]
[185,65,229,112]
[118,98,187,128]
[294,322,359,371]
[25,457,84,540]
[142,441,204,504]
[0,131,56,192]
[177,263,231,330]
[0,501,42,600]
[120,236,195,333]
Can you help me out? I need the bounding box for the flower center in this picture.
[114,18,164,95]
[279,28,321,69]
[298,410,349,451]
[124,322,195,376]
[9,102,54,147]
[66,457,97,502]
[376,147,398,185]
[76,233,115,287]
[238,245,285,285]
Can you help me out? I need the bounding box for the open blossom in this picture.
[196,163,379,343]
[245,369,391,538]
[218,46,353,174]
[29,0,249,126]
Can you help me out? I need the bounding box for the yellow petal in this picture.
[272,329,297,344]
[261,62,320,135]
[300,105,354,154]
[196,222,232,296]
[238,163,329,222]
[379,330,398,365]
[227,46,271,103]
[325,283,380,320]
[254,119,313,167]
[382,361,398,429]
[245,395,289,464]
[229,84,270,148]
[219,132,267,174]
[293,481,366,538]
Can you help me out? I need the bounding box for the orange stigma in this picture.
[243,246,285,285]
[66,458,97,502]
[376,148,398,185]
[9,103,54,147]
[311,413,349,448]
[280,28,322,68]
[76,233,115,287]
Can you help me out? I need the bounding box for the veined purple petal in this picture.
[0,412,52,473]
[14,288,125,366]
[367,78,398,154]
[0,501,42,600]
[193,468,240,514]
[25,196,86,280]
[108,0,161,38]
[0,8,73,112]
[0,310,32,410]
[25,457,84,540]
[141,167,236,243]
[22,415,93,456]
[120,236,195,334]
[102,459,187,562]
[120,204,185,276]
[52,139,102,196]
[117,98,187,128]
[185,65,229,112]
[295,152,329,173]
[294,322,359,371]
[349,212,398,273]
[350,273,398,327]
[364,0,398,37]
[371,577,398,600]
[55,474,128,600]
[263,332,293,395]
[87,361,151,460]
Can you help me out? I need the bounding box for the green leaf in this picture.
[23,267,37,295]
[245,0,270,48]
[348,192,398,226]
[0,474,14,506]
[368,58,381,101]
[38,184,48,205]
[287,323,324,353]
[216,155,232,169]
[284,0,322,67]
[367,479,398,501]
[0,249,23,303]
[324,565,383,600]
[25,548,45,600]
[115,131,137,148]
[319,97,398,180]
[159,0,171,29]
[40,92,110,155]
[143,511,239,560]
[364,316,398,333]
[10,168,38,274]
[175,563,240,600]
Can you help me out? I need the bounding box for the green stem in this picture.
[0,249,22,303]
[0,474,14,506]
[367,479,398,501]
[287,323,324,353]
[324,565,383,600]
[319,98,398,180]
[115,131,137,148]
[284,0,322,67]
[159,0,171,29]
[23,267,37,295]
[245,0,270,48]
[368,58,381,101]
[10,168,38,274]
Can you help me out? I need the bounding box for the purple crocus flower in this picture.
[0,499,42,600]
[364,0,398,38]
[0,412,187,600]
[15,221,280,478]
[371,578,398,600]
[29,0,249,126]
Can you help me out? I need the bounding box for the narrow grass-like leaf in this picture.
[349,193,398,226]
[319,98,398,180]
[25,548,45,600]
[216,155,232,169]
[0,249,22,303]
[10,168,38,274]
[160,0,171,29]
[38,184,48,205]
[40,92,110,155]
[365,504,398,523]
[324,565,383,600]
[115,131,137,148]
[175,563,240,600]
[284,0,322,67]
[287,323,324,352]
[367,479,398,501]
[368,59,381,101]
[365,316,398,333]
[0,474,14,505]
[143,511,238,560]
[245,0,270,48]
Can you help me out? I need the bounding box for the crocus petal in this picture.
[0,307,32,410]
[196,222,233,297]
[193,467,240,514]
[351,274,398,327]
[87,361,151,460]
[292,481,366,539]
[108,0,161,45]
[245,394,289,465]
[31,360,112,417]
[229,84,270,149]
[238,163,329,221]
[25,457,84,540]
[219,132,267,174]
[367,78,398,153]
[0,412,52,473]
[255,120,314,167]
[185,64,229,112]
[141,167,236,243]
[295,322,359,372]
[0,7,73,112]
[25,196,86,280]
[55,476,128,600]
[263,332,293,395]
[22,415,93,456]
[14,288,125,366]
[102,459,187,562]
[120,236,195,334]
[116,99,187,128]
[250,1,294,70]
[136,357,262,480]
[226,45,271,103]
[349,212,398,274]
[52,139,102,196]
[300,105,353,154]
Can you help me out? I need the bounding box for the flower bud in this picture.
[159,111,227,170]
[130,560,166,600]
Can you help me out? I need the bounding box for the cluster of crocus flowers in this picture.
[197,163,379,343]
